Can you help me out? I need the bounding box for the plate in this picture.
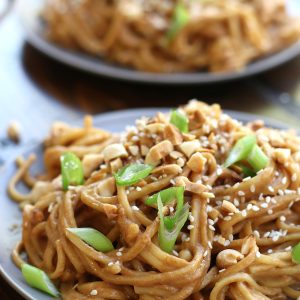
[0,108,291,300]
[18,0,300,85]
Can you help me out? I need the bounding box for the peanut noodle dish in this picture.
[8,101,300,299]
[42,0,300,73]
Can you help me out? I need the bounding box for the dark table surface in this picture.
[1,0,300,299]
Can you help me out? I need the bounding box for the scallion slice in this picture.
[167,2,189,42]
[247,144,269,172]
[60,152,84,190]
[170,110,189,133]
[67,228,114,252]
[292,243,300,263]
[21,264,59,297]
[145,186,184,207]
[114,163,153,186]
[157,195,189,253]
[223,135,256,169]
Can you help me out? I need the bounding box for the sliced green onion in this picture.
[236,163,256,178]
[21,264,59,297]
[170,110,189,133]
[157,195,189,253]
[292,243,300,263]
[223,135,256,169]
[166,2,189,42]
[67,228,114,252]
[114,163,153,186]
[247,144,269,172]
[60,152,84,191]
[145,186,184,207]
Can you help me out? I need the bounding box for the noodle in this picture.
[9,100,300,299]
[42,0,300,73]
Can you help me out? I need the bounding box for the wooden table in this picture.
[1,1,300,298]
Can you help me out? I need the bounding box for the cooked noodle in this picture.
[9,101,300,299]
[42,0,300,73]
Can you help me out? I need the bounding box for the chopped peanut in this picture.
[187,152,207,173]
[145,140,173,166]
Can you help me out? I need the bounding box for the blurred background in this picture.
[1,0,300,298]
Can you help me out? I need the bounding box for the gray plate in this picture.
[0,108,291,300]
[18,0,300,85]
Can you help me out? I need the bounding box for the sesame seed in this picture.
[185,237,190,242]
[281,177,287,185]
[151,176,158,181]
[224,240,230,246]
[261,203,268,208]
[219,269,226,273]
[126,190,130,195]
[90,290,98,296]
[253,230,260,238]
[189,214,195,223]
[209,225,215,231]
[172,250,179,256]
[169,207,174,213]
[241,210,247,217]
[238,191,245,196]
[292,174,297,182]
[108,262,114,266]
[203,250,208,257]
[187,225,194,230]
[216,168,223,176]
[250,185,256,193]
[280,216,286,222]
[271,198,277,204]
[267,209,273,215]
[247,203,253,210]
[267,249,273,254]
[207,185,212,190]
[266,196,271,203]
[256,251,261,258]
[252,205,260,212]
[207,205,213,212]
[233,199,239,206]
[208,219,214,225]
[170,179,176,185]
[285,246,292,251]
[132,205,139,211]
[268,186,275,193]
[259,194,264,201]
[116,252,122,257]
[229,234,234,241]
[224,216,232,221]
[136,186,142,191]
[264,232,270,238]
[278,189,284,196]
[208,241,213,249]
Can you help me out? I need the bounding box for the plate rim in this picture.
[17,0,300,85]
[0,107,294,300]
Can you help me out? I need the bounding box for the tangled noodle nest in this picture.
[42,0,300,73]
[9,100,300,299]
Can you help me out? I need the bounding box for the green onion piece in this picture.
[223,135,256,169]
[236,163,256,178]
[247,144,269,172]
[167,2,189,42]
[21,264,59,297]
[145,186,184,207]
[114,163,153,186]
[170,110,189,133]
[157,195,189,253]
[146,186,184,231]
[67,228,114,252]
[292,243,300,263]
[60,152,84,191]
